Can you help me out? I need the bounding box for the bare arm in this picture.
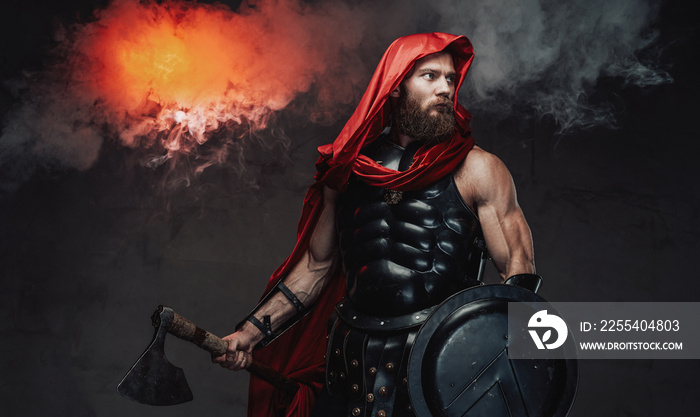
[454,147,535,281]
[213,186,340,370]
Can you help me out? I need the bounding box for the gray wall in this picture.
[2,0,699,416]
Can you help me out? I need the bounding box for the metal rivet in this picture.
[407,404,413,412]
[340,372,346,380]
[351,359,359,368]
[329,371,335,378]
[335,348,341,356]
[352,408,361,416]
[378,386,388,396]
[402,377,407,386]
[367,393,375,402]
[369,367,377,376]
[380,321,385,325]
[351,384,359,392]
[353,315,357,320]
[378,410,386,417]
[385,362,394,371]
[415,315,420,319]
[339,303,344,307]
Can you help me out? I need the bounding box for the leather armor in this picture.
[326,136,487,417]
[336,136,486,317]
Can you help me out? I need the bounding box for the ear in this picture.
[389,84,401,98]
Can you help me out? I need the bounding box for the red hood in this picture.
[316,32,475,190]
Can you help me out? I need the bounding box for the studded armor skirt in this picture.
[323,301,429,417]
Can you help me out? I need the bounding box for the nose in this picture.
[435,76,453,98]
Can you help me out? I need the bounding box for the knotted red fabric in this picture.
[248,32,475,417]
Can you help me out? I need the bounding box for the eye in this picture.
[446,75,456,84]
[422,72,435,80]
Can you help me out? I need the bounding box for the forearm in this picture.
[242,250,337,344]
[486,209,536,280]
[502,252,535,280]
[502,224,535,279]
[214,248,337,370]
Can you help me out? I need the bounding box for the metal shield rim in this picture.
[407,284,579,417]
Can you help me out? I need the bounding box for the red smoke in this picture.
[65,0,365,166]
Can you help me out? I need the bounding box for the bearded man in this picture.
[213,33,540,417]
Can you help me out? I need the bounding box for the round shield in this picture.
[407,284,578,417]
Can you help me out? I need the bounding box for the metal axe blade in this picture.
[117,307,193,405]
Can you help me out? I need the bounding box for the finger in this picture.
[235,350,246,365]
[225,351,250,371]
[241,352,252,369]
[226,359,243,371]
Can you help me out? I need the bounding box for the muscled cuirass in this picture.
[336,136,486,317]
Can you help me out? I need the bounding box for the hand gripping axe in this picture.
[117,305,299,405]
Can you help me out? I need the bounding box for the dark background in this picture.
[1,0,699,416]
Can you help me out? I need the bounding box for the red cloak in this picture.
[248,32,475,416]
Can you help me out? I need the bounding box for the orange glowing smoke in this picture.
[68,0,366,165]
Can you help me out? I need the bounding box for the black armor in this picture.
[327,135,488,416]
[336,136,486,317]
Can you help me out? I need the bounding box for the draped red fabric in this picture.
[247,32,475,417]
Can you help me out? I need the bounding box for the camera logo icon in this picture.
[528,310,568,350]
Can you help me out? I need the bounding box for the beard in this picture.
[395,90,456,146]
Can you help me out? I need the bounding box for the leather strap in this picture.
[236,279,313,349]
[278,282,306,313]
[247,314,273,339]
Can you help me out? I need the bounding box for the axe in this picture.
[117,305,299,405]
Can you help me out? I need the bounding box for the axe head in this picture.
[117,307,193,406]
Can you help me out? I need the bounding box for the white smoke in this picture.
[436,0,672,130]
[0,76,104,192]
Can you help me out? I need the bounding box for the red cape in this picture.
[248,32,475,416]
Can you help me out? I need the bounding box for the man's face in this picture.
[402,52,457,114]
[394,52,458,144]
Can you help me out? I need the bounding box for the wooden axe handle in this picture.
[155,306,300,396]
